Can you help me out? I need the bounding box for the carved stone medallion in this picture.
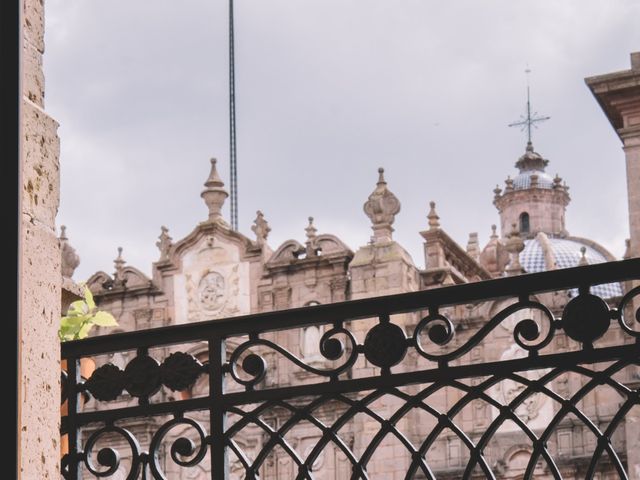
[198,271,226,312]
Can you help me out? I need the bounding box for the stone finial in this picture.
[201,158,229,224]
[505,223,525,276]
[251,210,271,246]
[578,246,589,266]
[156,226,173,262]
[113,247,127,287]
[305,216,319,257]
[363,167,401,244]
[505,176,514,191]
[490,224,499,240]
[59,225,80,278]
[427,201,440,230]
[305,216,317,241]
[466,232,480,261]
[493,185,502,199]
[530,173,539,188]
[553,174,562,187]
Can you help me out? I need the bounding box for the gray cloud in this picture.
[45,0,639,281]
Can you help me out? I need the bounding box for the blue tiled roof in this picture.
[520,237,623,299]
[512,171,554,190]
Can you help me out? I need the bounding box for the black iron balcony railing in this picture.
[61,259,640,479]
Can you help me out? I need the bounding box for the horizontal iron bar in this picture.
[222,342,640,405]
[62,395,212,430]
[62,342,638,427]
[62,258,640,357]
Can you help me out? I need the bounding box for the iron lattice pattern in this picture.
[61,260,640,479]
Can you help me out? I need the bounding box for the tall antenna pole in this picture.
[229,0,238,231]
[525,68,532,143]
[508,67,550,144]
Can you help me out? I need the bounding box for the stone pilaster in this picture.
[586,51,640,480]
[622,130,640,258]
[19,0,62,478]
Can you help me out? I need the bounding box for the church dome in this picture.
[520,235,622,298]
[512,170,554,190]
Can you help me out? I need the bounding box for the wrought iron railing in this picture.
[61,259,640,479]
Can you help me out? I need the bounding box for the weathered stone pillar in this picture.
[586,51,640,480]
[623,132,640,258]
[19,0,62,477]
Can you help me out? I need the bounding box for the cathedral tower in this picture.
[493,142,570,239]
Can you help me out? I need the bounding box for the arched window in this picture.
[519,212,530,234]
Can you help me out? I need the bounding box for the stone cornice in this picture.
[420,228,492,282]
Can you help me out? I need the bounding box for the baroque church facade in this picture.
[62,54,640,479]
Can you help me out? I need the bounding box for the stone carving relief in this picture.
[495,344,549,424]
[186,266,240,322]
[198,271,226,312]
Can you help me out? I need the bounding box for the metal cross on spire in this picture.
[508,68,550,144]
[229,0,239,231]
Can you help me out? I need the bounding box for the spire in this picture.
[363,167,400,244]
[59,225,80,278]
[427,201,440,230]
[201,158,229,224]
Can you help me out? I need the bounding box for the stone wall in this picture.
[19,0,61,477]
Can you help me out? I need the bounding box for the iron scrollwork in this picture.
[227,324,359,389]
[60,259,640,479]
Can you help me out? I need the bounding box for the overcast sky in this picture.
[45,1,639,282]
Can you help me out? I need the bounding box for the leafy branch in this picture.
[59,285,118,342]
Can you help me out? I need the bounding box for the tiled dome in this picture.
[520,237,623,298]
[512,170,554,190]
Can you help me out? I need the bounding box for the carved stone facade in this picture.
[80,57,640,479]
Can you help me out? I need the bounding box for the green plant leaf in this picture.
[83,285,96,310]
[77,321,93,340]
[92,311,118,327]
[67,300,89,317]
[60,314,87,328]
